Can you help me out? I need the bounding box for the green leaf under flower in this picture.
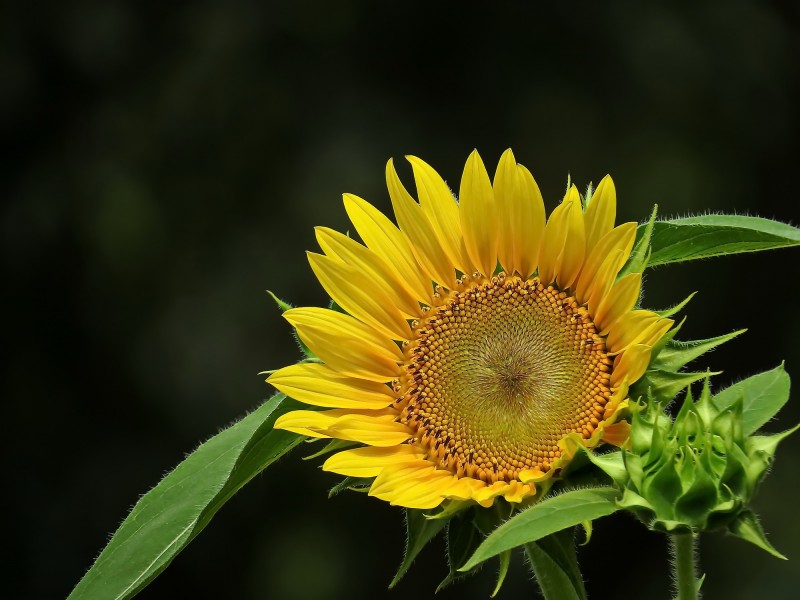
[523,528,588,600]
[459,487,620,571]
[636,214,800,268]
[69,393,305,600]
[390,509,449,589]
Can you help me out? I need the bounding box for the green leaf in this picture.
[69,393,305,600]
[621,204,658,275]
[327,476,372,498]
[632,369,715,404]
[303,438,358,461]
[713,364,791,435]
[491,550,512,598]
[640,215,800,267]
[654,291,697,318]
[267,290,293,312]
[460,488,619,571]
[653,330,745,372]
[524,528,587,600]
[389,508,449,588]
[728,510,787,560]
[437,516,481,592]
[268,291,316,359]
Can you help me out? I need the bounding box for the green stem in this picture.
[670,532,699,600]
[523,529,587,600]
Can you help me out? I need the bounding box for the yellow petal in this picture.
[459,149,497,277]
[556,187,587,289]
[284,307,401,382]
[604,379,630,419]
[584,175,617,254]
[607,312,673,355]
[388,473,460,509]
[386,160,457,289]
[472,481,511,507]
[584,249,626,310]
[327,414,412,446]
[601,421,631,447]
[518,468,548,484]
[273,409,335,438]
[503,480,535,504]
[343,194,433,304]
[308,252,412,341]
[267,362,395,409]
[493,148,520,275]
[323,445,425,477]
[274,408,409,446]
[537,200,571,285]
[514,164,546,278]
[539,187,586,288]
[369,460,453,508]
[315,227,423,317]
[575,222,637,304]
[407,155,473,275]
[594,272,642,334]
[604,310,660,354]
[612,344,651,387]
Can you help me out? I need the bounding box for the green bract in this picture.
[585,374,797,558]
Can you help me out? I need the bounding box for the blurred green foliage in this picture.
[3,1,799,599]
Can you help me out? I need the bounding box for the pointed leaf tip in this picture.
[267,290,293,312]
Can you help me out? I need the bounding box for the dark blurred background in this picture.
[4,1,800,598]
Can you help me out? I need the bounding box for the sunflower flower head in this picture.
[270,149,673,510]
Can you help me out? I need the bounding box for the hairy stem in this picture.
[670,532,699,600]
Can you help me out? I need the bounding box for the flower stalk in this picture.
[670,532,699,600]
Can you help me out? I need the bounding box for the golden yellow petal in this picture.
[584,175,617,254]
[442,476,486,501]
[601,421,631,447]
[308,252,412,341]
[459,149,497,277]
[386,160,457,289]
[604,379,630,419]
[370,460,432,495]
[605,309,660,354]
[575,222,637,304]
[273,409,334,438]
[284,307,402,382]
[503,480,535,504]
[537,199,572,285]
[612,344,651,387]
[342,194,433,303]
[594,272,643,334]
[514,164,546,279]
[607,311,673,355]
[556,187,587,289]
[315,227,423,318]
[327,414,412,446]
[388,473,461,509]
[274,408,408,446]
[471,481,511,508]
[518,468,548,484]
[584,248,626,310]
[267,362,395,409]
[323,445,425,477]
[492,148,520,275]
[407,155,473,275]
[369,460,453,508]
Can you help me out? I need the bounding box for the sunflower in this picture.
[270,149,672,510]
